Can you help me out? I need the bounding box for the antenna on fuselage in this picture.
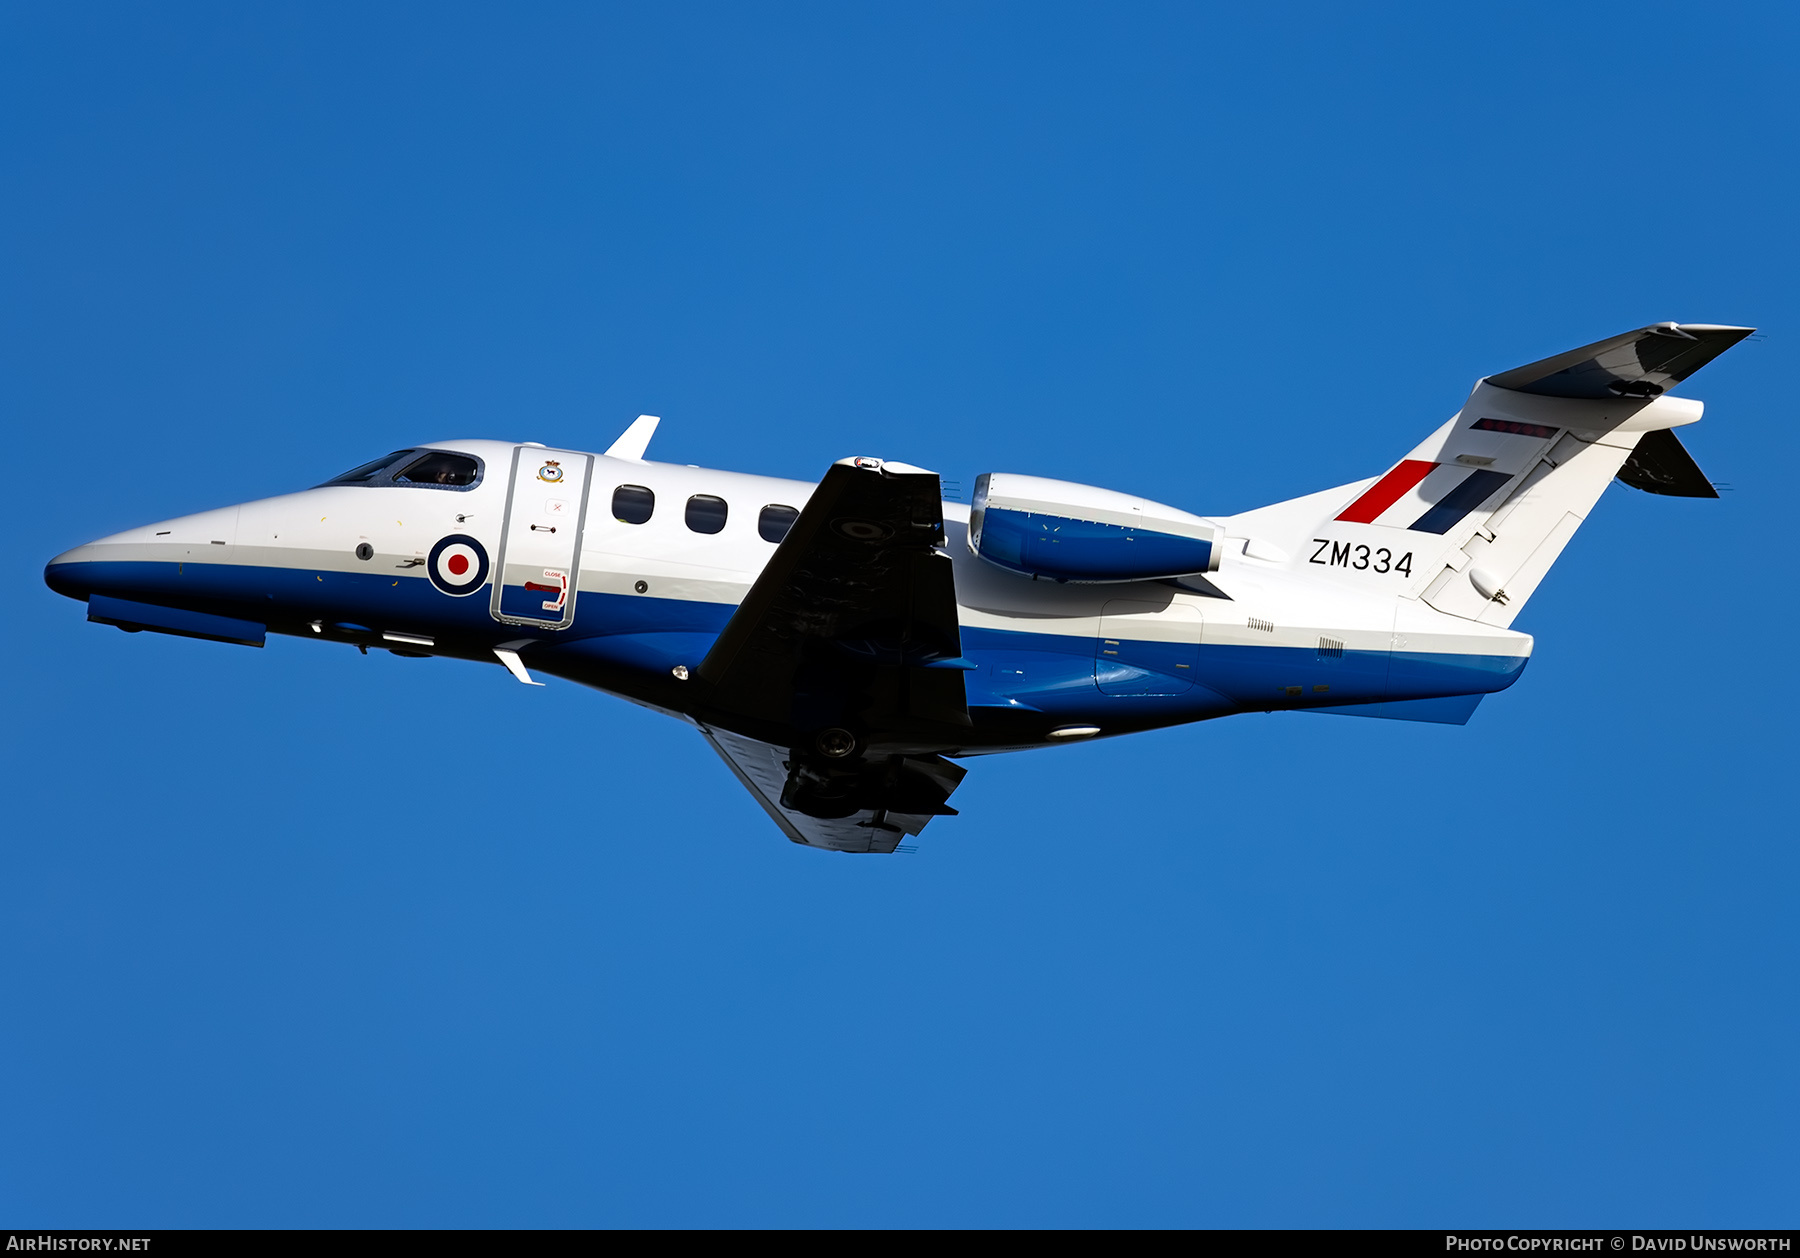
[604,414,661,462]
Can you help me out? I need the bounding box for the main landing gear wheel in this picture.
[815,728,859,759]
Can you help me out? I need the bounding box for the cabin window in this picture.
[613,484,655,524]
[393,451,481,488]
[685,494,729,534]
[758,504,799,543]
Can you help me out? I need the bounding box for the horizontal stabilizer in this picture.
[1616,427,1719,498]
[1487,323,1753,400]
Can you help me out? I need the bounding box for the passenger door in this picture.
[491,446,594,630]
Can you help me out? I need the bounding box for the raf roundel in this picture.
[427,534,489,597]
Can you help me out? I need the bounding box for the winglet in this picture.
[604,414,661,462]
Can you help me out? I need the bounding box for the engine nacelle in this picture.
[968,473,1223,583]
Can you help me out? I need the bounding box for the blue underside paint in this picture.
[976,508,1216,582]
[957,626,1525,720]
[1309,694,1485,725]
[549,630,723,677]
[48,560,1528,729]
[87,593,266,647]
[1096,631,1199,696]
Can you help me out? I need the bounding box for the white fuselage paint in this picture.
[47,438,1534,747]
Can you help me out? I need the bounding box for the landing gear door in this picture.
[491,446,594,630]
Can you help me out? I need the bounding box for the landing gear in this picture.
[814,727,859,759]
[779,742,964,823]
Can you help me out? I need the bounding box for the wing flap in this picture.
[701,725,965,853]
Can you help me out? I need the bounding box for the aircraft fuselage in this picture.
[45,437,1529,756]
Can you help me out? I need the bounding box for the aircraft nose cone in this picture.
[44,544,101,601]
[45,504,242,606]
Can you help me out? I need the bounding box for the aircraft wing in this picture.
[696,457,971,747]
[700,724,967,854]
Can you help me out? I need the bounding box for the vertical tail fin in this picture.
[1222,323,1749,625]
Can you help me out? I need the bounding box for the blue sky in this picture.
[3,2,1796,1227]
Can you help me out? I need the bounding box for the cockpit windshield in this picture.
[317,449,483,490]
[322,451,416,486]
[393,451,480,486]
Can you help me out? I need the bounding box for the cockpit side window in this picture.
[393,451,481,488]
[320,451,416,486]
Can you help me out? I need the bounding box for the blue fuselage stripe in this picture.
[46,559,1528,724]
